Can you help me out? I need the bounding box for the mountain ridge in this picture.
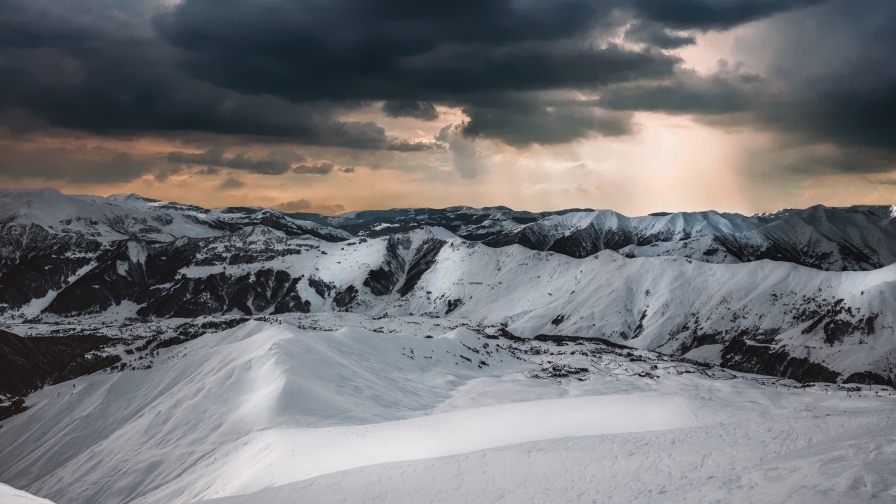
[3,188,895,269]
[1,188,895,387]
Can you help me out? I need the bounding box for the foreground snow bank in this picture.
[139,394,696,502]
[0,483,54,504]
[1,319,895,504]
[200,408,896,504]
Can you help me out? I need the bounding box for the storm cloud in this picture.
[0,0,825,143]
[598,0,896,173]
[166,148,295,175]
[1,0,893,182]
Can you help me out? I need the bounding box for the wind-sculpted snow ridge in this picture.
[0,483,54,504]
[0,319,895,504]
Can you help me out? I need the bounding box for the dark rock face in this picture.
[445,298,463,314]
[334,285,359,310]
[0,224,103,313]
[798,299,878,346]
[35,237,204,317]
[547,224,634,258]
[308,276,335,299]
[364,235,409,296]
[720,338,841,384]
[0,397,27,421]
[362,234,446,297]
[137,269,309,318]
[398,237,445,296]
[843,371,895,387]
[272,277,311,315]
[0,328,119,398]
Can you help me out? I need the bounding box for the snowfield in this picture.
[139,394,697,503]
[0,483,54,504]
[2,318,896,503]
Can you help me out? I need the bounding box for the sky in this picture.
[1,0,895,215]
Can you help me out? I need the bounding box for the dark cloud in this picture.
[630,0,829,30]
[0,146,156,183]
[597,0,896,173]
[219,176,245,189]
[167,147,294,175]
[382,101,440,121]
[0,0,392,149]
[292,163,334,175]
[623,20,696,49]
[276,199,312,211]
[341,167,355,173]
[1,0,880,172]
[195,165,220,176]
[154,163,184,182]
[145,0,826,146]
[387,140,445,152]
[460,95,634,146]
[599,61,763,114]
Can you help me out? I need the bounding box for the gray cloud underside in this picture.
[598,0,896,172]
[382,101,440,121]
[167,147,295,175]
[2,0,892,179]
[0,147,156,183]
[1,0,828,142]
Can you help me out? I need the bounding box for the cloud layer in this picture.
[0,0,894,187]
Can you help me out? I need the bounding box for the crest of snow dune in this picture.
[0,483,55,504]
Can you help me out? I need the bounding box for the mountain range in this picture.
[1,187,895,388]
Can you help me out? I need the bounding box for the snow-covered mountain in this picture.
[482,206,896,270]
[1,320,895,504]
[2,189,896,503]
[4,188,895,269]
[1,188,895,387]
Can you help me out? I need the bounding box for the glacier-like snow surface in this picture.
[1,319,895,504]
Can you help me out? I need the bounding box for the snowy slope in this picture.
[1,221,895,384]
[484,205,896,269]
[0,483,55,504]
[199,400,896,504]
[1,189,895,384]
[3,189,896,504]
[2,188,894,268]
[0,188,351,243]
[1,319,894,504]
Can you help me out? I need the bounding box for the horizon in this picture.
[5,186,895,218]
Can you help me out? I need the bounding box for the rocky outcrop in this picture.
[0,328,120,398]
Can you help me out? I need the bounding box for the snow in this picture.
[3,190,896,502]
[1,318,896,504]
[682,343,724,365]
[4,215,896,378]
[0,188,224,242]
[200,401,896,504]
[140,394,697,503]
[0,483,55,504]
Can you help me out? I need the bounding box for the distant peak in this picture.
[106,192,161,203]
